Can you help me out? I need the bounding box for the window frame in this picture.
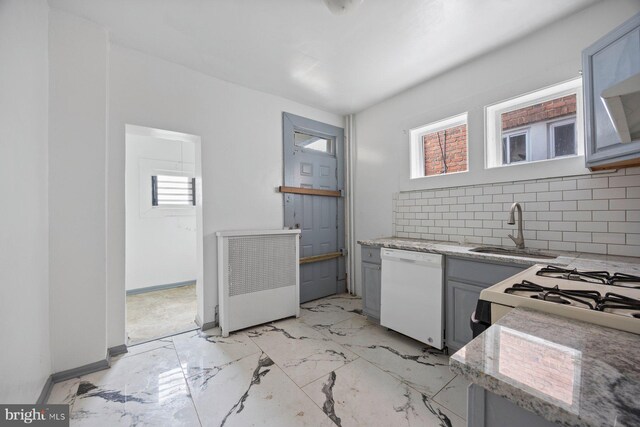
[485,78,583,169]
[548,116,577,159]
[409,112,468,179]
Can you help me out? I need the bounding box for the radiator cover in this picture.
[216,229,300,337]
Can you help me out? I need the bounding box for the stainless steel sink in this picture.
[469,246,557,260]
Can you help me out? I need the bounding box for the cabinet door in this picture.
[584,15,640,169]
[446,280,483,352]
[362,261,381,319]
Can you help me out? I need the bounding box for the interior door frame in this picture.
[282,112,346,295]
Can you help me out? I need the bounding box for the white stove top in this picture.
[480,264,640,335]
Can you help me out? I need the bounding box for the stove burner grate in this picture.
[504,280,640,314]
[535,265,640,289]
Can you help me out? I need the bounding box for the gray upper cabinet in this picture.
[361,245,381,320]
[583,12,640,170]
[445,257,525,352]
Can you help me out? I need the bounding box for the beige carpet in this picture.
[126,284,197,345]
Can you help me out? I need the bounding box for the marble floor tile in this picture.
[69,346,200,426]
[247,318,358,387]
[173,328,262,386]
[432,375,471,420]
[299,294,364,329]
[47,377,81,409]
[302,358,465,427]
[185,351,334,427]
[45,293,466,426]
[321,315,456,397]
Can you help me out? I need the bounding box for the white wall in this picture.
[353,0,640,295]
[0,0,51,403]
[125,134,196,291]
[48,9,108,372]
[107,44,344,346]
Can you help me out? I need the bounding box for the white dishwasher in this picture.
[380,248,444,349]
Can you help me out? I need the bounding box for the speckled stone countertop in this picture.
[450,307,640,427]
[358,237,640,272]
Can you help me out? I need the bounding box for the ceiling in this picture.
[49,0,600,115]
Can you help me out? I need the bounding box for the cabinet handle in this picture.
[377,266,381,271]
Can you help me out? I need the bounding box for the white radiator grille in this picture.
[228,235,297,296]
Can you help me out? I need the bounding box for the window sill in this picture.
[400,154,591,192]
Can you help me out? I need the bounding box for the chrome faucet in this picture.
[507,202,525,249]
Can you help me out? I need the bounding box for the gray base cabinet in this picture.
[361,245,381,320]
[445,257,525,352]
[468,385,557,427]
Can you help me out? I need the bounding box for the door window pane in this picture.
[294,131,333,154]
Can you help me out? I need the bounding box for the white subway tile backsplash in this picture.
[592,232,626,244]
[593,210,625,221]
[550,201,576,211]
[593,188,625,199]
[394,169,639,255]
[609,222,640,233]
[537,211,563,221]
[610,199,640,210]
[549,241,576,251]
[563,232,592,243]
[563,211,591,221]
[562,189,592,200]
[577,177,608,189]
[549,180,576,191]
[503,184,524,193]
[523,201,549,211]
[483,186,503,195]
[577,200,609,211]
[628,187,640,198]
[576,221,608,232]
[525,182,549,192]
[537,191,563,201]
[609,176,640,188]
[607,245,640,257]
[627,234,640,245]
[514,192,537,202]
[576,243,607,254]
[628,211,640,222]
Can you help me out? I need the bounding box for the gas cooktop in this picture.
[478,264,640,335]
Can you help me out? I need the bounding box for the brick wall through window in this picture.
[423,124,467,176]
[501,94,577,131]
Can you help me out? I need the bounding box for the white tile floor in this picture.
[48,294,470,426]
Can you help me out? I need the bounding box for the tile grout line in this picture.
[169,335,205,427]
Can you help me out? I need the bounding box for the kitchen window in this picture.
[410,112,468,178]
[485,78,583,168]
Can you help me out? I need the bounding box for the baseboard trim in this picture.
[107,344,128,359]
[126,280,196,296]
[36,375,54,405]
[195,314,217,331]
[51,358,110,384]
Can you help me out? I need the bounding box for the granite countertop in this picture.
[358,237,640,272]
[450,307,640,427]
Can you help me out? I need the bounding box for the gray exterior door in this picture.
[283,113,345,303]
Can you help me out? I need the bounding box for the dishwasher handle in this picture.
[381,248,442,266]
